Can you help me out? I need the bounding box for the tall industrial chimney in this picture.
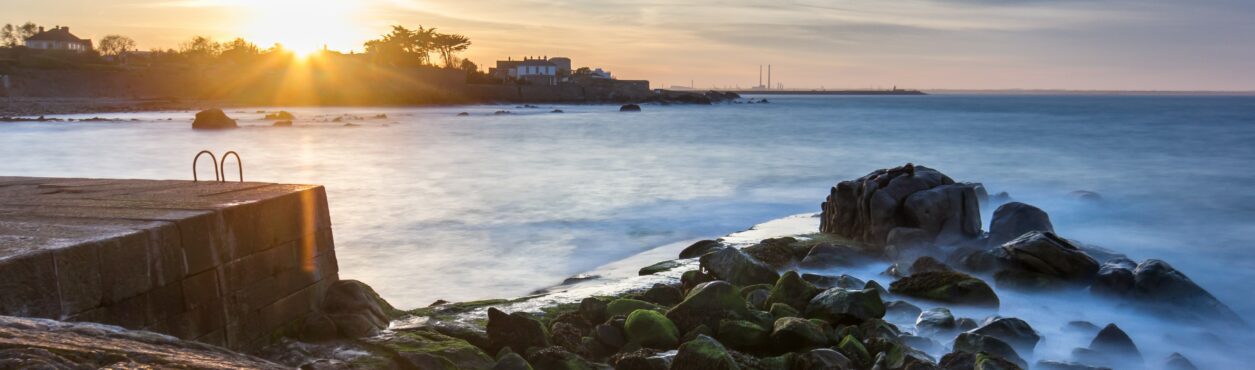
[759,65,763,88]
[768,65,772,91]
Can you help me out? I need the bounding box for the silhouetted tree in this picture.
[0,22,39,47]
[179,36,221,61]
[219,38,260,63]
[364,25,468,67]
[433,33,470,68]
[98,35,136,56]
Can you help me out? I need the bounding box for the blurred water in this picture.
[2,95,1253,322]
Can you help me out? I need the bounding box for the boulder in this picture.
[672,335,739,370]
[273,120,293,127]
[715,319,769,350]
[1163,353,1198,370]
[666,281,751,334]
[641,284,685,306]
[885,300,923,322]
[769,303,799,318]
[765,271,823,312]
[889,271,999,308]
[1036,360,1111,370]
[969,317,1040,356]
[578,298,608,324]
[192,108,238,129]
[610,349,671,370]
[743,237,803,268]
[1129,259,1245,324]
[620,104,643,112]
[952,333,1027,369]
[1091,258,1136,298]
[885,227,934,261]
[910,256,951,275]
[819,164,982,247]
[639,260,683,275]
[915,308,956,337]
[321,280,398,338]
[385,329,496,369]
[525,346,595,370]
[973,353,1025,370]
[681,269,717,292]
[624,310,680,350]
[680,240,726,259]
[804,288,885,325]
[607,299,665,318]
[799,243,864,268]
[1087,324,1142,364]
[794,348,854,370]
[700,247,780,286]
[265,110,295,120]
[836,335,872,367]
[991,231,1099,290]
[771,317,828,350]
[592,323,625,350]
[493,352,534,370]
[988,202,1054,246]
[486,308,550,353]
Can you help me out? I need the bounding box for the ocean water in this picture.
[2,95,1254,325]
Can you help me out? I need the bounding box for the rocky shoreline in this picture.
[0,164,1243,369]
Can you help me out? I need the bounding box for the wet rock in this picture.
[667,281,751,334]
[526,346,595,370]
[819,164,982,247]
[956,318,979,331]
[743,287,770,310]
[885,300,923,322]
[886,227,935,262]
[837,335,872,368]
[322,280,397,338]
[890,271,1000,308]
[607,299,665,318]
[799,243,864,268]
[620,104,643,112]
[991,231,1099,290]
[1163,352,1198,370]
[639,260,683,275]
[592,323,625,350]
[794,348,854,370]
[771,317,828,350]
[386,329,496,369]
[952,333,1027,369]
[550,321,586,355]
[973,353,1024,370]
[910,256,952,274]
[769,302,800,318]
[680,240,726,259]
[766,271,823,312]
[487,308,550,353]
[610,348,670,370]
[988,202,1054,246]
[915,308,956,337]
[805,288,886,325]
[744,237,803,268]
[901,334,945,353]
[699,247,780,286]
[624,309,680,350]
[457,112,470,116]
[1063,321,1100,334]
[864,280,890,298]
[1091,258,1136,298]
[265,110,295,120]
[493,352,533,370]
[672,334,739,370]
[1087,324,1142,364]
[192,108,238,129]
[578,297,608,324]
[715,319,769,351]
[1036,360,1111,370]
[273,120,293,127]
[550,109,565,114]
[1129,259,1245,324]
[680,269,717,292]
[641,284,684,306]
[969,317,1040,356]
[1070,191,1104,202]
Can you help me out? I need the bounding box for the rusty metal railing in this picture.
[193,150,244,182]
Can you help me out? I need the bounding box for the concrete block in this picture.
[52,241,103,316]
[99,232,153,303]
[0,252,61,318]
[146,281,187,321]
[182,268,222,311]
[167,298,227,340]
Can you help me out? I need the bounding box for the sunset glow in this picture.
[238,0,366,56]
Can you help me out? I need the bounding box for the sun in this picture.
[239,0,364,56]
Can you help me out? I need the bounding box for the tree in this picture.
[363,25,463,67]
[179,36,221,62]
[459,59,478,73]
[1,22,40,47]
[98,35,136,56]
[219,38,260,63]
[432,33,470,68]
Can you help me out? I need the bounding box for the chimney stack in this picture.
[38,26,45,33]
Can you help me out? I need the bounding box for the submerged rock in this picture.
[639,260,683,276]
[1036,360,1111,370]
[889,271,999,307]
[1163,352,1198,370]
[265,110,295,120]
[620,104,643,112]
[915,307,956,337]
[799,243,864,268]
[885,300,923,322]
[969,317,1041,356]
[952,333,1027,369]
[988,202,1055,246]
[1087,324,1142,364]
[192,108,238,129]
[699,247,780,286]
[1091,258,1136,298]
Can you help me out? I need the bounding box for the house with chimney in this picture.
[24,26,93,52]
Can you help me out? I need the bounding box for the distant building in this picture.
[589,68,613,79]
[24,26,93,52]
[488,56,570,85]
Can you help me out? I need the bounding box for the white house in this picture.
[24,26,93,52]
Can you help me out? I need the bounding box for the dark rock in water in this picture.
[611,348,671,370]
[265,110,295,120]
[1163,352,1198,370]
[493,352,533,370]
[771,317,828,350]
[864,280,890,298]
[991,231,1099,290]
[890,271,1000,307]
[699,247,780,286]
[970,317,1041,356]
[988,202,1055,246]
[769,302,800,318]
[579,297,608,324]
[765,271,823,312]
[680,239,726,259]
[743,237,803,268]
[1129,259,1245,324]
[795,348,854,370]
[607,298,664,318]
[802,273,865,290]
[915,307,956,337]
[1091,258,1136,298]
[952,332,1027,369]
[1087,324,1142,364]
[457,112,470,116]
[885,300,923,322]
[561,273,600,285]
[592,323,626,350]
[192,108,237,129]
[900,334,945,354]
[383,329,496,369]
[836,335,872,367]
[819,164,983,247]
[526,346,595,370]
[1063,321,1101,334]
[805,288,885,325]
[885,227,934,261]
[715,319,769,350]
[550,109,564,113]
[273,120,293,127]
[620,104,643,112]
[1070,190,1104,202]
[680,269,716,292]
[321,280,397,338]
[1036,360,1112,370]
[494,110,512,115]
[487,308,550,353]
[910,256,952,275]
[666,281,751,333]
[639,260,683,275]
[672,335,738,370]
[956,317,979,331]
[641,284,684,306]
[624,310,680,350]
[799,243,863,268]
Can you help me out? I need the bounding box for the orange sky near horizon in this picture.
[4,0,1255,91]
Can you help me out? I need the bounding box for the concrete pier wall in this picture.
[0,177,338,350]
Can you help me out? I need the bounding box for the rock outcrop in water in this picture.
[191,108,238,129]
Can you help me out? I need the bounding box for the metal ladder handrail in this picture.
[193,150,220,182]
[220,151,243,182]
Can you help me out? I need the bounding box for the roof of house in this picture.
[26,27,90,44]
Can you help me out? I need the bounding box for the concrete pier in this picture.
[0,177,338,350]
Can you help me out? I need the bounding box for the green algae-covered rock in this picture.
[680,239,727,259]
[766,271,823,312]
[493,352,533,370]
[385,329,495,370]
[673,334,740,370]
[716,319,770,351]
[743,237,803,269]
[771,317,828,350]
[640,260,684,276]
[769,302,800,318]
[837,335,871,368]
[953,333,1027,369]
[700,247,781,286]
[889,271,1000,308]
[805,288,886,325]
[487,308,550,354]
[525,346,595,370]
[794,348,854,370]
[624,310,680,350]
[667,281,752,333]
[607,299,666,318]
[976,352,1025,370]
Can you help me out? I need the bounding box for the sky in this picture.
[4,0,1255,90]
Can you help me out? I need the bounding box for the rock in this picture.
[265,110,295,120]
[804,288,886,325]
[956,318,979,332]
[666,281,751,334]
[973,352,1025,370]
[192,108,238,129]
[699,247,780,286]
[743,288,770,310]
[819,164,982,246]
[386,329,496,369]
[607,299,665,318]
[885,301,923,322]
[526,346,595,370]
[672,335,739,370]
[273,120,293,127]
[991,231,1099,290]
[493,352,534,370]
[1036,360,1111,370]
[885,227,934,261]
[988,202,1055,246]
[639,260,683,275]
[641,284,684,306]
[681,269,717,292]
[322,280,397,338]
[915,308,956,337]
[970,317,1040,356]
[1070,190,1104,202]
[1091,259,1136,298]
[1087,324,1142,364]
[1163,352,1198,370]
[864,280,890,298]
[578,298,608,324]
[765,271,823,312]
[550,321,586,355]
[550,109,564,114]
[1129,259,1245,324]
[592,323,625,350]
[837,335,872,367]
[624,310,680,350]
[298,313,339,342]
[716,319,769,351]
[799,243,864,268]
[457,112,470,116]
[794,348,854,370]
[620,104,643,112]
[487,308,550,353]
[680,240,726,259]
[889,271,999,307]
[611,348,671,370]
[743,237,803,268]
[910,256,951,274]
[771,317,828,350]
[900,334,945,353]
[769,303,800,318]
[1063,321,1100,334]
[952,333,1027,369]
